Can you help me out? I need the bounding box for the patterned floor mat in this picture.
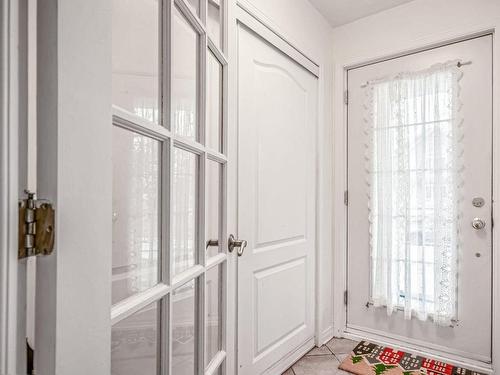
[339,341,486,375]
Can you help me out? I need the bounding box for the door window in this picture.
[111,0,228,373]
[172,6,200,141]
[112,126,160,304]
[366,63,463,325]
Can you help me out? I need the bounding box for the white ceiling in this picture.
[308,0,415,27]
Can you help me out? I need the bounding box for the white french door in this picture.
[110,0,229,374]
[235,9,318,375]
[347,35,493,363]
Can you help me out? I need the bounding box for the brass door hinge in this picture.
[18,190,55,259]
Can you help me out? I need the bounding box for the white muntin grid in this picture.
[111,0,228,373]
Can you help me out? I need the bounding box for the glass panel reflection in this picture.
[205,265,221,366]
[173,280,196,375]
[172,6,198,140]
[173,148,198,275]
[186,0,200,15]
[112,126,160,304]
[207,52,223,151]
[207,0,222,49]
[206,161,221,258]
[111,302,158,375]
[112,0,159,123]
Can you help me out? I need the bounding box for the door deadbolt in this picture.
[228,234,248,256]
[472,197,485,208]
[472,217,486,230]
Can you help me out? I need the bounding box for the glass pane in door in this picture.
[206,160,221,258]
[207,0,222,49]
[173,148,198,275]
[172,280,197,375]
[207,51,223,151]
[186,0,200,16]
[205,265,221,366]
[111,302,159,375]
[172,6,199,140]
[112,126,160,304]
[368,65,461,324]
[112,0,159,123]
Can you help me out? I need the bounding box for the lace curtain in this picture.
[365,62,463,326]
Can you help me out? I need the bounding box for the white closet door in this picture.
[237,19,318,375]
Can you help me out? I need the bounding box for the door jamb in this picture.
[0,1,26,373]
[332,27,500,373]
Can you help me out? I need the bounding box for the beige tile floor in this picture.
[282,338,358,375]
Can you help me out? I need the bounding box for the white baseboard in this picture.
[317,325,334,346]
[263,337,315,375]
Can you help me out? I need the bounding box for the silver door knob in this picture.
[472,217,486,230]
[228,234,247,256]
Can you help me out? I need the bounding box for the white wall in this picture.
[331,0,500,368]
[237,0,335,345]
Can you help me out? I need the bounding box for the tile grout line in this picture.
[333,353,344,363]
[287,341,358,374]
[324,344,335,355]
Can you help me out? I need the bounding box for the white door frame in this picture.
[226,1,321,373]
[35,1,112,374]
[0,0,26,373]
[333,26,500,373]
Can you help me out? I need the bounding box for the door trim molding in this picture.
[0,1,25,373]
[333,26,500,372]
[235,0,320,77]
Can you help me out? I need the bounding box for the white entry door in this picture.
[236,18,318,375]
[347,35,493,363]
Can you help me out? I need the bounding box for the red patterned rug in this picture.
[339,341,486,375]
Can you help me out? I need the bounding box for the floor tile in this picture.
[333,353,349,363]
[333,353,353,374]
[335,368,352,375]
[292,354,342,375]
[326,338,357,355]
[306,345,333,356]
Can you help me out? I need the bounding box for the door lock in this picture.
[472,197,485,208]
[472,217,486,230]
[228,234,247,256]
